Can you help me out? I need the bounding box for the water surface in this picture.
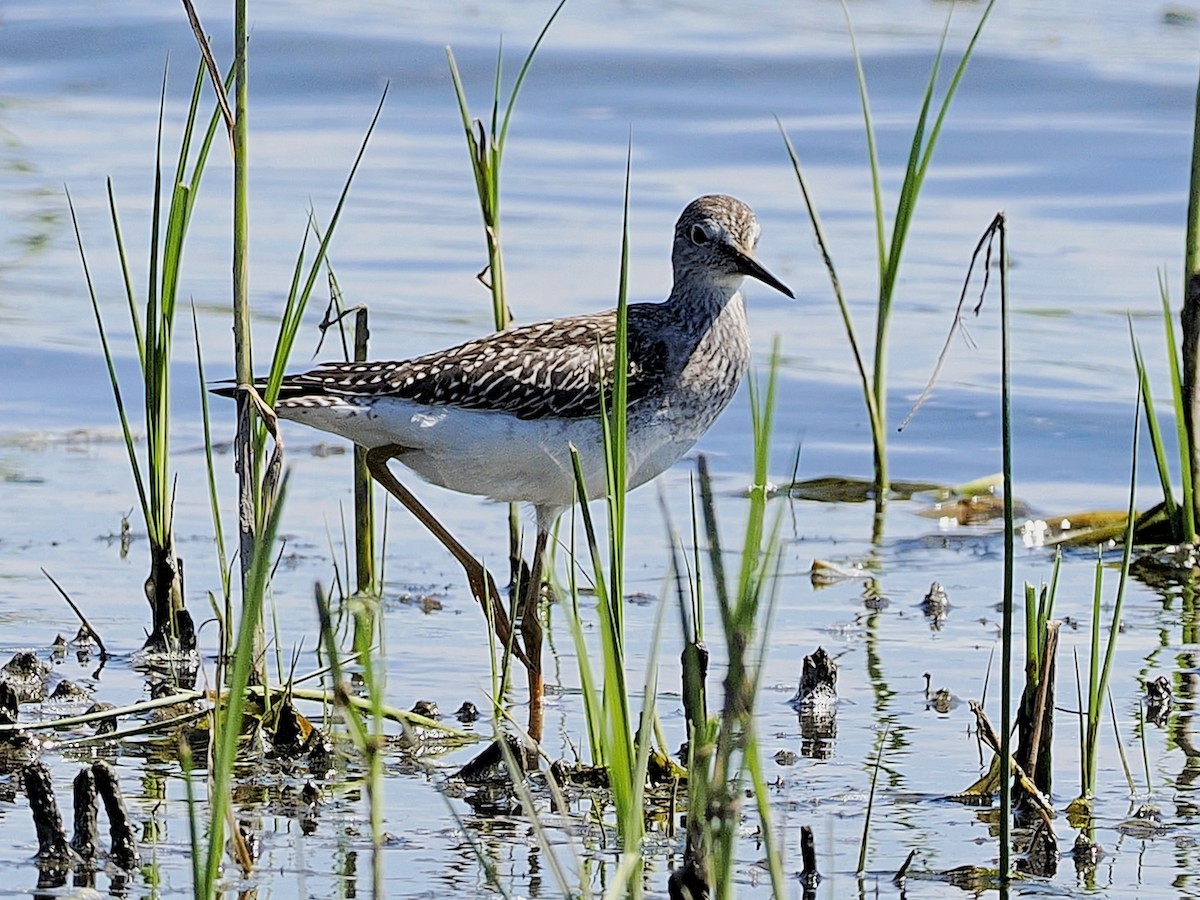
[1,1,1198,897]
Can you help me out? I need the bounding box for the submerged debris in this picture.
[410,699,439,720]
[927,687,956,714]
[267,698,321,759]
[808,559,868,587]
[550,759,609,789]
[0,682,37,773]
[786,476,946,503]
[0,681,18,727]
[92,760,140,870]
[1146,675,1173,726]
[1,651,51,703]
[69,767,97,861]
[85,702,118,736]
[920,581,950,630]
[772,749,798,766]
[791,647,837,759]
[23,761,72,870]
[1118,803,1168,839]
[1016,821,1058,878]
[455,733,525,786]
[799,824,820,891]
[791,647,837,712]
[1072,832,1103,875]
[48,679,91,702]
[454,701,479,723]
[668,856,710,900]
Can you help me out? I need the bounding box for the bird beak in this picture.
[736,251,794,299]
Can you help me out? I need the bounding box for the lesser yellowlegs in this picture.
[231,194,792,740]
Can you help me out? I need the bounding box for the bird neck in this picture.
[666,272,747,333]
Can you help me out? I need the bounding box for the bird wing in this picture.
[277,309,669,421]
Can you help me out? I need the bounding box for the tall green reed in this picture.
[781,0,994,526]
[1016,553,1061,798]
[996,213,1015,881]
[187,4,384,666]
[1181,64,1200,530]
[226,0,256,599]
[447,1,565,587]
[563,160,659,888]
[199,474,290,897]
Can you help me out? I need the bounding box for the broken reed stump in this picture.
[92,760,140,870]
[69,767,98,860]
[23,761,71,871]
[24,760,142,878]
[800,824,819,898]
[1016,618,1059,802]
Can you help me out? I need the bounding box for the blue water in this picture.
[1,1,1198,897]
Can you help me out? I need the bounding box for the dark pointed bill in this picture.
[736,252,794,299]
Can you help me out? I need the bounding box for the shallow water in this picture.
[1,1,1199,897]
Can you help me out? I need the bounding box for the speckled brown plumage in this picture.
[223,194,793,527]
[274,309,672,421]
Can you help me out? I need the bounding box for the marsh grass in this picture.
[69,59,227,652]
[1016,555,1061,798]
[677,346,786,899]
[562,156,660,886]
[200,474,290,897]
[447,1,565,594]
[1076,512,1138,808]
[1182,64,1200,531]
[1135,63,1200,543]
[780,0,994,525]
[857,724,890,879]
[1133,282,1196,542]
[315,581,387,897]
[194,307,233,660]
[446,0,564,335]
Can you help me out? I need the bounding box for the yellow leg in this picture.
[365,446,550,746]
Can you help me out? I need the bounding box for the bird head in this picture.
[672,194,794,299]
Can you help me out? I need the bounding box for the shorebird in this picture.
[226,194,792,741]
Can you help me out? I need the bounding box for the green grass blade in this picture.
[203,474,290,895]
[1023,582,1038,669]
[264,88,387,406]
[193,304,229,593]
[445,49,485,195]
[778,120,880,441]
[880,23,945,310]
[565,561,603,762]
[891,1,996,298]
[839,0,885,275]
[998,213,1014,878]
[495,0,567,154]
[1160,272,1196,540]
[1095,401,1140,744]
[1186,55,1200,280]
[857,725,889,875]
[68,189,151,536]
[606,142,632,635]
[105,180,143,366]
[1131,322,1179,530]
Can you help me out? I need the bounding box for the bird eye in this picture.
[690,223,710,245]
